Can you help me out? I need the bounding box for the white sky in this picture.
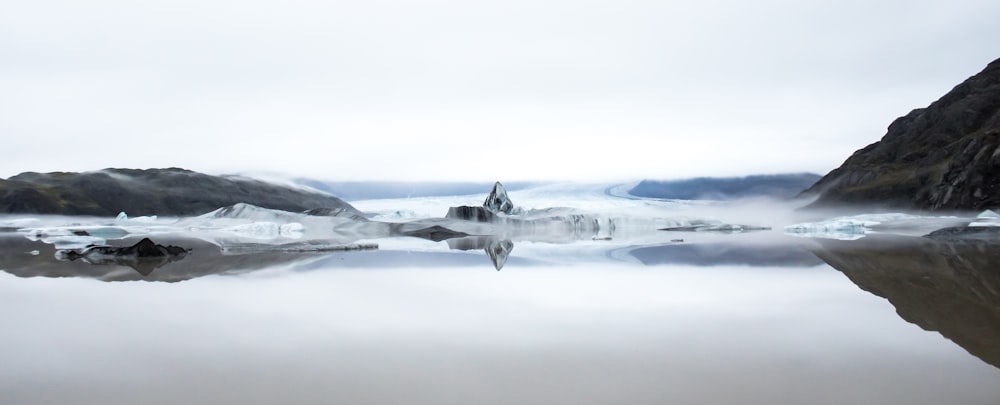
[2,0,999,182]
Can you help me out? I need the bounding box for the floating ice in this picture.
[18,226,132,249]
[978,210,1000,219]
[784,219,870,240]
[783,213,964,240]
[115,212,158,222]
[222,222,305,239]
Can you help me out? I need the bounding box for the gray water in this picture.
[1,232,999,404]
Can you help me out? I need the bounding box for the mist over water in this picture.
[2,182,999,404]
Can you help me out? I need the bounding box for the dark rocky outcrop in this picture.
[803,57,1000,210]
[0,168,362,216]
[811,235,1000,369]
[59,237,191,276]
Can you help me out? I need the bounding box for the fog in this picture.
[3,0,1000,181]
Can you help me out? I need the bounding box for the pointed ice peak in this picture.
[978,209,1000,219]
[483,181,515,214]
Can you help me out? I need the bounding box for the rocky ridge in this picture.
[803,57,1000,210]
[0,168,362,216]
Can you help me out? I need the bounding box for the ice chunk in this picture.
[223,222,305,239]
[978,209,1000,219]
[18,226,131,249]
[785,213,930,240]
[784,219,869,240]
[484,182,516,214]
[971,209,1000,227]
[116,212,128,221]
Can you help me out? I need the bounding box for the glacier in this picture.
[6,180,999,275]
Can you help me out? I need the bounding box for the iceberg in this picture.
[784,213,971,240]
[484,181,518,214]
[971,209,1000,227]
[116,212,159,222]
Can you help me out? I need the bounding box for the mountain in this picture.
[293,179,544,201]
[628,173,821,200]
[803,57,1000,210]
[0,168,362,216]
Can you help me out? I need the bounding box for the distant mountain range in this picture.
[1,168,828,218]
[804,57,1000,211]
[628,173,822,200]
[294,180,544,201]
[0,168,360,216]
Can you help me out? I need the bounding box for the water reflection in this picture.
[5,228,1000,373]
[447,236,514,270]
[3,230,1000,403]
[628,242,824,267]
[809,235,1000,369]
[0,234,326,282]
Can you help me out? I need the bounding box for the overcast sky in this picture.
[2,0,999,182]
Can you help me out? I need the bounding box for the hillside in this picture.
[629,173,821,200]
[803,57,1000,210]
[0,168,361,216]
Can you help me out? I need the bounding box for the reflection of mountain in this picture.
[811,236,1000,369]
[0,235,328,283]
[447,236,514,271]
[59,238,190,276]
[628,242,824,267]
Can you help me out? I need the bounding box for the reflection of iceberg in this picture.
[0,234,335,282]
[484,239,513,271]
[446,236,514,270]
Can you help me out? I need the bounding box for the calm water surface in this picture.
[1,234,999,404]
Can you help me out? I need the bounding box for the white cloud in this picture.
[2,0,999,181]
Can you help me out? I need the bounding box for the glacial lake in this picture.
[2,230,999,404]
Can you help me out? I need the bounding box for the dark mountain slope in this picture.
[630,173,821,200]
[803,57,1000,210]
[0,168,361,216]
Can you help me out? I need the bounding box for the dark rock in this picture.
[60,237,191,276]
[925,226,1000,240]
[803,57,1000,210]
[0,168,362,216]
[631,173,822,200]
